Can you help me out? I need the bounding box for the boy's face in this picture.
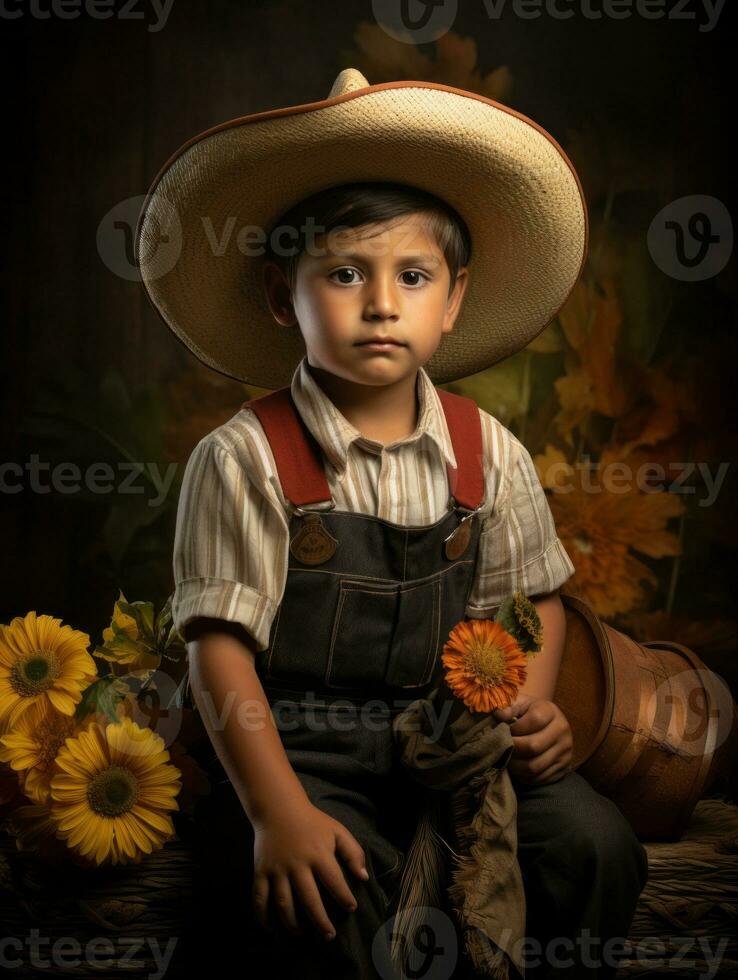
[263,214,468,388]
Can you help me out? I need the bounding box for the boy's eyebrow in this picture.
[320,251,443,267]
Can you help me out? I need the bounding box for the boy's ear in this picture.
[442,267,470,335]
[262,260,298,327]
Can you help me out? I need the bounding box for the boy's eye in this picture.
[328,268,429,286]
[330,268,361,285]
[399,270,428,286]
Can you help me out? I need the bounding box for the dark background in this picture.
[1,0,734,682]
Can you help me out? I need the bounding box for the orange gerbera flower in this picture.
[441,619,528,714]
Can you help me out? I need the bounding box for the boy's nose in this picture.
[363,278,400,317]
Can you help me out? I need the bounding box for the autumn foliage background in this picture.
[2,6,735,695]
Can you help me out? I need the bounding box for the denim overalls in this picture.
[184,386,649,979]
[187,383,487,977]
[245,381,485,716]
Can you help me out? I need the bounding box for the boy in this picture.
[136,69,648,978]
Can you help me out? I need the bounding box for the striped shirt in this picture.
[172,356,575,650]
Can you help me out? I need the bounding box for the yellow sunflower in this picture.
[0,611,97,730]
[0,699,99,806]
[48,716,182,866]
[441,619,529,714]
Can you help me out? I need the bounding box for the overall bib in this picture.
[188,385,486,978]
[184,386,649,979]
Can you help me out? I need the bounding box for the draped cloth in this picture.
[391,685,527,979]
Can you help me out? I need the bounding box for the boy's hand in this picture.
[251,799,369,942]
[492,695,573,786]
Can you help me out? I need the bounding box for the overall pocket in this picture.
[260,570,341,684]
[325,579,398,688]
[383,572,442,689]
[327,571,446,691]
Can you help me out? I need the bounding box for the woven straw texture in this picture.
[615,796,738,978]
[1,796,735,977]
[0,834,192,977]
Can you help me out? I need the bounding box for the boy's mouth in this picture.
[355,336,407,350]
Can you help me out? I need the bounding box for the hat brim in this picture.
[136,80,589,388]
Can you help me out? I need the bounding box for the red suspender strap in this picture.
[241,385,485,512]
[436,388,485,511]
[242,388,332,507]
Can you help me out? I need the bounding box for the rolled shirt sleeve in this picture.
[171,434,289,651]
[465,435,575,618]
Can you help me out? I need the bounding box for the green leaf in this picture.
[74,676,128,724]
[116,599,156,643]
[155,594,174,639]
[96,634,155,661]
[162,628,186,664]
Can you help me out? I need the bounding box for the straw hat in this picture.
[135,68,588,389]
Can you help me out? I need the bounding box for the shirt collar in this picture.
[290,356,458,475]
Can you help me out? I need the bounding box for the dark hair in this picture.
[263,181,472,295]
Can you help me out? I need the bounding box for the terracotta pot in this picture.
[554,590,738,841]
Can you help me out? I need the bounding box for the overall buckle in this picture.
[290,500,338,565]
[443,497,484,560]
